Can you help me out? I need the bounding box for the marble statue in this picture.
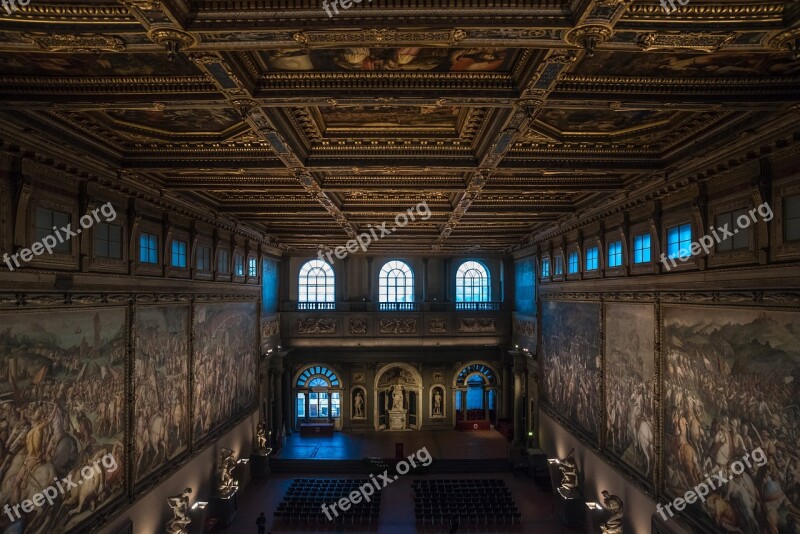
[392,384,404,411]
[433,389,442,415]
[218,448,238,493]
[354,391,364,418]
[558,448,580,491]
[600,490,624,534]
[165,487,192,534]
[256,421,268,450]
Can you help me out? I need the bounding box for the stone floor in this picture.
[227,430,584,533]
[275,429,510,460]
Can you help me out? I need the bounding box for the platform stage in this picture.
[275,429,510,461]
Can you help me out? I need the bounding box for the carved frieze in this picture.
[379,318,417,334]
[297,318,336,335]
[22,33,125,53]
[429,318,447,334]
[349,318,368,335]
[458,318,497,333]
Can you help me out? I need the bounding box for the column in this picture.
[269,352,285,441]
[282,367,291,435]
[513,352,525,448]
[502,364,510,419]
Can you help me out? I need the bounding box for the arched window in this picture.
[379,260,414,304]
[456,260,490,303]
[295,365,341,425]
[298,259,335,303]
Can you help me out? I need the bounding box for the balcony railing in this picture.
[297,301,337,311]
[377,302,419,312]
[455,302,500,311]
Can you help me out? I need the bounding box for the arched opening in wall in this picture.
[374,363,423,431]
[294,365,342,432]
[454,362,498,431]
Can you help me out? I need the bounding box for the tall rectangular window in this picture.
[171,239,187,268]
[296,393,306,418]
[667,223,692,259]
[139,232,158,264]
[541,258,550,277]
[217,249,229,273]
[196,244,211,271]
[633,233,651,264]
[248,257,257,277]
[568,251,579,274]
[94,222,122,259]
[331,392,341,417]
[36,207,71,253]
[234,254,244,276]
[607,241,622,268]
[585,246,599,271]
[554,255,563,275]
[716,209,750,251]
[784,195,800,242]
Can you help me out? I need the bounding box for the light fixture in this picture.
[192,501,208,510]
[586,502,601,510]
[237,458,250,465]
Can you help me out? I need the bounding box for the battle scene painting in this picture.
[605,303,656,487]
[664,306,800,534]
[0,308,126,533]
[541,301,602,443]
[133,305,189,484]
[192,302,258,443]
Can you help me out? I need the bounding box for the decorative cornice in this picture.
[22,33,126,53]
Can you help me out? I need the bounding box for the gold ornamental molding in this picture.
[563,24,614,57]
[147,27,198,61]
[636,32,735,53]
[22,33,125,53]
[292,28,466,48]
[763,27,800,60]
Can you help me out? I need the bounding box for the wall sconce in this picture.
[585,502,601,510]
[237,458,250,465]
[191,501,208,510]
[548,458,560,464]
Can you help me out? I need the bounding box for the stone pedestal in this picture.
[211,487,239,527]
[388,409,407,430]
[250,449,272,478]
[555,486,585,528]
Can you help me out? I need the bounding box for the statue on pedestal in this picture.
[392,384,404,411]
[433,389,442,416]
[218,448,238,494]
[165,487,192,534]
[256,421,268,450]
[354,391,364,418]
[558,448,580,491]
[600,490,624,534]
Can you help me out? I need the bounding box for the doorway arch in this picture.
[453,362,499,430]
[374,363,423,431]
[293,364,343,431]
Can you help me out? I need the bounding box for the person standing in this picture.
[256,512,266,534]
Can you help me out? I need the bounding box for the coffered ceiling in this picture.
[0,0,798,254]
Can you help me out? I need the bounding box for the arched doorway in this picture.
[374,363,423,431]
[454,362,499,430]
[293,365,342,431]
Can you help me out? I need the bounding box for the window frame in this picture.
[607,240,623,269]
[633,232,651,265]
[298,259,336,303]
[585,246,599,271]
[379,260,415,304]
[170,239,188,269]
[455,260,491,303]
[567,250,579,275]
[139,232,159,265]
[93,221,123,260]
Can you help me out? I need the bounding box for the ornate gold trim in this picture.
[636,31,735,53]
[292,28,467,48]
[21,33,126,53]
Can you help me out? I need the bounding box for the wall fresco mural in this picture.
[133,305,189,484]
[541,300,602,443]
[0,308,126,533]
[192,302,258,443]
